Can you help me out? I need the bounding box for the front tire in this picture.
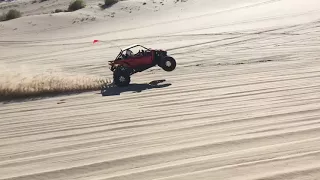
[113,66,131,87]
[160,56,176,72]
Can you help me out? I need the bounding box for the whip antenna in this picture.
[93,39,122,50]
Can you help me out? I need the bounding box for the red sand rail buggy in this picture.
[108,44,176,87]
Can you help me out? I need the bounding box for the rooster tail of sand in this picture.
[0,71,111,101]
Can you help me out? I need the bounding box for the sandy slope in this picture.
[1,0,320,179]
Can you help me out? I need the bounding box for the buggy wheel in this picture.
[161,56,176,72]
[113,66,131,87]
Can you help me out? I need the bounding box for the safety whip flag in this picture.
[93,40,99,44]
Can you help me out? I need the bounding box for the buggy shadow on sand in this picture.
[100,79,171,96]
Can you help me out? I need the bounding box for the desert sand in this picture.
[1,0,320,179]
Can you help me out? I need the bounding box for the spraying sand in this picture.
[0,64,110,101]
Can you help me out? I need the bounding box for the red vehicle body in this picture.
[108,44,176,87]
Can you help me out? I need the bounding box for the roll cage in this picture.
[115,44,152,61]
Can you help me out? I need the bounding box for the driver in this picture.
[125,49,133,57]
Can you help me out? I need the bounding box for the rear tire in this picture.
[113,66,131,87]
[160,56,176,72]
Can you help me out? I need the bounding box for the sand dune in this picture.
[1,0,320,179]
